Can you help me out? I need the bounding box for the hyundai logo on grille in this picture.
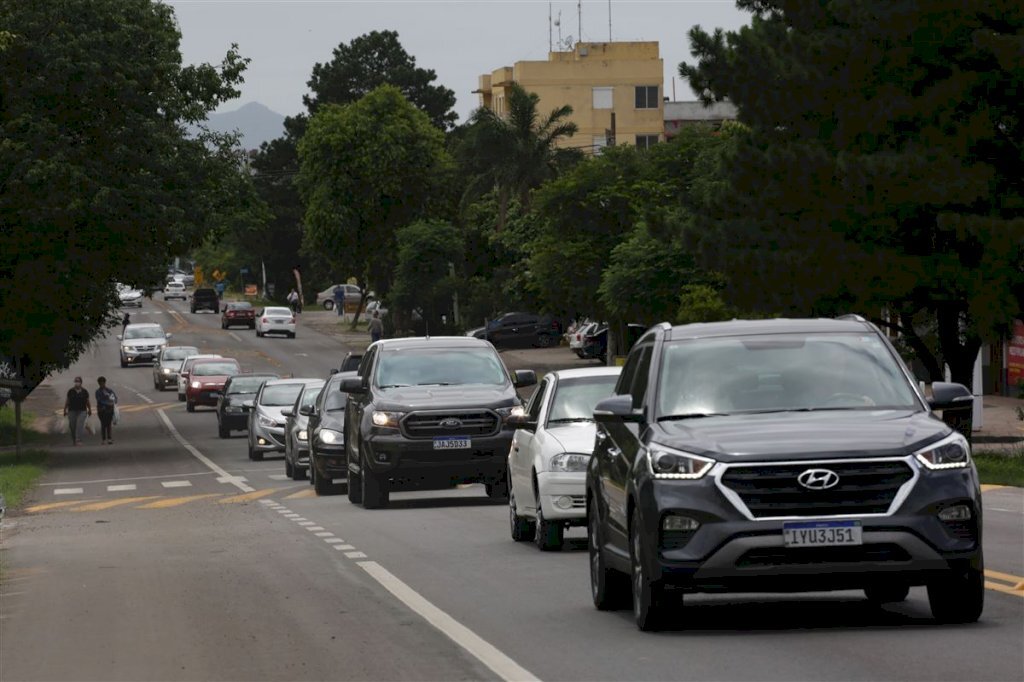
[439,418,463,428]
[797,468,840,490]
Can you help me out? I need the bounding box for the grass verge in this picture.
[974,449,1024,487]
[0,406,45,448]
[0,448,48,509]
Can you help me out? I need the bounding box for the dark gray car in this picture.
[283,379,326,480]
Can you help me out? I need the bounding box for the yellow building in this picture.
[477,41,664,152]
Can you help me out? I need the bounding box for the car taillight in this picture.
[261,318,268,323]
[289,318,296,324]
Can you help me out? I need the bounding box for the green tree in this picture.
[391,220,463,332]
[296,85,452,327]
[681,1,1024,386]
[0,0,254,388]
[459,83,580,231]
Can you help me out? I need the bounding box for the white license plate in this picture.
[433,437,471,450]
[783,521,862,547]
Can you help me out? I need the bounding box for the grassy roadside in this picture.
[974,449,1024,488]
[0,406,45,448]
[0,406,50,510]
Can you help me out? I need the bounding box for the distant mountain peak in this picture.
[205,101,286,150]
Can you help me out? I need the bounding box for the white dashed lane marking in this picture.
[217,476,248,484]
[54,488,84,496]
[107,484,137,492]
[345,552,367,559]
[161,480,192,489]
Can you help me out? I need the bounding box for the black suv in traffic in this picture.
[215,373,279,438]
[339,337,536,508]
[587,317,982,631]
[190,288,219,313]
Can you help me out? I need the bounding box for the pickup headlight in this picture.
[550,452,590,472]
[495,405,525,422]
[372,411,404,428]
[121,346,131,353]
[318,428,343,444]
[915,432,970,470]
[162,367,172,374]
[257,415,277,428]
[646,444,715,480]
[191,381,201,389]
[297,429,308,442]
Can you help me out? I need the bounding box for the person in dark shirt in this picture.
[63,377,91,445]
[95,376,118,445]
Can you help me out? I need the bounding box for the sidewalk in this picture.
[976,395,1024,452]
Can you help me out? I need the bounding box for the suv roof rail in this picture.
[656,322,672,331]
[836,313,868,323]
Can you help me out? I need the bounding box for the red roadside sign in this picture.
[1008,319,1024,391]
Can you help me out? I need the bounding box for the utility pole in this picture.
[608,0,612,41]
[610,111,616,146]
[549,3,552,53]
[449,262,460,327]
[577,0,582,45]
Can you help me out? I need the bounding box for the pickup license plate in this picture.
[433,437,471,450]
[783,521,862,547]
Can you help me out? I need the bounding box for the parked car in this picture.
[118,285,144,307]
[282,380,327,480]
[216,373,280,438]
[176,354,223,402]
[163,281,187,301]
[330,352,363,375]
[248,378,322,460]
[587,317,983,631]
[184,358,240,412]
[469,312,564,349]
[580,323,647,362]
[316,283,365,311]
[569,321,600,357]
[339,336,536,509]
[221,301,256,329]
[118,323,171,368]
[152,345,199,390]
[255,306,296,338]
[308,371,358,495]
[508,366,621,550]
[190,288,219,314]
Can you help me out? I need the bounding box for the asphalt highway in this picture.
[1,296,1022,682]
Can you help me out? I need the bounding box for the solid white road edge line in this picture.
[155,409,253,493]
[357,561,540,682]
[228,332,242,343]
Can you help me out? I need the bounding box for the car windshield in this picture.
[192,362,239,376]
[547,375,620,422]
[260,383,305,406]
[656,333,920,418]
[376,348,508,387]
[227,303,252,310]
[300,384,325,408]
[264,307,292,316]
[124,327,164,339]
[325,384,349,411]
[227,377,272,394]
[163,348,197,361]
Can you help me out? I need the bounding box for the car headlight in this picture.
[297,429,308,442]
[495,405,526,422]
[162,367,172,374]
[257,415,277,428]
[318,428,343,444]
[646,444,715,480]
[915,432,970,470]
[225,405,242,413]
[122,346,131,353]
[550,452,590,472]
[372,411,404,428]
[191,381,201,389]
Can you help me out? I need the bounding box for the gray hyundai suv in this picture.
[588,317,982,631]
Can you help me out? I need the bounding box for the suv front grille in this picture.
[736,543,912,568]
[719,460,914,519]
[401,411,500,439]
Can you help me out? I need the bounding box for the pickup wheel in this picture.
[509,490,536,542]
[346,443,363,503]
[928,560,984,624]
[534,504,563,551]
[217,419,229,439]
[360,450,389,509]
[589,498,630,610]
[631,507,670,631]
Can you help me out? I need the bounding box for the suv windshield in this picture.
[300,384,324,408]
[260,383,305,406]
[192,362,239,376]
[548,375,619,423]
[657,333,919,418]
[124,327,164,339]
[376,348,507,387]
[325,385,348,411]
[227,377,272,394]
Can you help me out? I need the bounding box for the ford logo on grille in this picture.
[797,468,840,490]
[439,418,463,428]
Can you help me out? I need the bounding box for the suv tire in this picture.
[509,490,536,542]
[312,463,337,495]
[535,504,563,551]
[631,508,669,631]
[360,450,389,509]
[928,561,984,624]
[589,499,629,610]
[218,419,229,439]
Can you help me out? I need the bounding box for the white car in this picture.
[163,281,187,301]
[118,323,171,368]
[117,284,144,307]
[569,321,600,356]
[256,306,296,338]
[176,354,222,401]
[508,366,621,550]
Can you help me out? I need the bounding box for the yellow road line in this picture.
[986,581,1024,598]
[284,489,316,499]
[985,569,1024,589]
[25,500,98,513]
[980,484,1006,492]
[219,489,278,504]
[72,496,161,511]
[137,494,223,509]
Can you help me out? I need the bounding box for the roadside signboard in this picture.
[1008,319,1024,392]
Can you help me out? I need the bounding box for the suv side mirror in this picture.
[281,407,293,418]
[927,382,973,411]
[340,376,367,395]
[299,405,313,417]
[594,395,644,423]
[329,368,338,375]
[512,369,537,389]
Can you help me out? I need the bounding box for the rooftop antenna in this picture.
[608,0,612,41]
[548,3,552,53]
[554,10,562,49]
[577,0,582,46]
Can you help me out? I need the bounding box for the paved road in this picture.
[2,297,1022,681]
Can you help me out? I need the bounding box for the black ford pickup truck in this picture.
[340,336,536,509]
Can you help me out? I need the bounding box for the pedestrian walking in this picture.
[63,377,91,445]
[333,285,345,316]
[122,312,131,332]
[287,289,299,314]
[95,376,118,445]
[368,310,384,344]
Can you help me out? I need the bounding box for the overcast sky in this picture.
[169,0,751,122]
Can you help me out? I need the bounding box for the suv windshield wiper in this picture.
[658,412,729,421]
[548,417,593,423]
[416,382,453,386]
[378,384,411,389]
[742,407,862,414]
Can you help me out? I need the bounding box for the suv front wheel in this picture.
[361,449,389,508]
[631,508,671,631]
[589,499,629,610]
[927,560,984,624]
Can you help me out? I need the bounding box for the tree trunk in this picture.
[935,306,981,389]
[15,397,22,463]
[869,313,944,382]
[495,186,510,233]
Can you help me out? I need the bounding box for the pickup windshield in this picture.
[376,348,507,388]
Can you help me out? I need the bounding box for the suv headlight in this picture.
[297,429,308,442]
[257,415,277,428]
[550,452,590,472]
[191,381,201,389]
[915,432,970,470]
[496,405,525,423]
[372,411,404,428]
[646,444,715,480]
[162,367,172,374]
[318,428,343,444]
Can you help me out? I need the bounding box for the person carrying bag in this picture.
[95,376,118,445]
[63,377,91,445]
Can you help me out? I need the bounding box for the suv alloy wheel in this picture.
[360,448,389,509]
[631,508,670,631]
[927,559,984,624]
[589,499,629,610]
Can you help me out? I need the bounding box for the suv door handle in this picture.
[606,445,621,459]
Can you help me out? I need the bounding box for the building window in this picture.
[592,87,613,110]
[635,85,659,109]
[592,135,607,154]
[635,134,659,149]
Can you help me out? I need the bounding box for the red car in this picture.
[221,301,256,329]
[185,358,241,412]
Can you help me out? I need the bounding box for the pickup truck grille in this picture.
[719,460,914,519]
[401,411,500,439]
